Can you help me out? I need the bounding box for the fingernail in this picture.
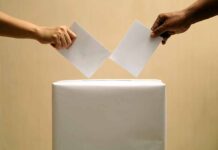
[150,32,155,38]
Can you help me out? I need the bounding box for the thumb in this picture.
[151,24,169,38]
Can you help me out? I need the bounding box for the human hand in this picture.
[151,10,192,44]
[36,25,76,49]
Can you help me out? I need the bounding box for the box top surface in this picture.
[53,79,165,87]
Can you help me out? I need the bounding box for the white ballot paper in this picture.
[59,22,110,78]
[52,79,166,150]
[110,21,162,77]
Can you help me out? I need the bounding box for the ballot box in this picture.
[52,80,166,150]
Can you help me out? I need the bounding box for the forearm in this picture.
[0,12,39,40]
[184,0,218,24]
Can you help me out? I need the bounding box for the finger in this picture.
[162,36,170,45]
[66,30,77,48]
[63,31,72,48]
[51,43,58,49]
[51,43,61,50]
[151,14,166,31]
[161,32,171,45]
[151,17,162,31]
[67,29,77,42]
[59,33,68,48]
[52,36,62,49]
[161,32,171,39]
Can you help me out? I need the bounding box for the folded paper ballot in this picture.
[52,79,166,150]
[59,22,110,77]
[110,21,162,77]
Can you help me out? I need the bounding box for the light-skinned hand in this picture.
[36,25,77,49]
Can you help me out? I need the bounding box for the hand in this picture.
[36,25,77,49]
[151,10,191,44]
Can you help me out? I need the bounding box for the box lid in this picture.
[53,79,165,87]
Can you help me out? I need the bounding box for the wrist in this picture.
[31,25,42,42]
[182,0,214,25]
[183,7,196,25]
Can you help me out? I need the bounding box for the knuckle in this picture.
[57,30,62,35]
[58,28,62,33]
[56,27,63,33]
[155,29,160,33]
[60,25,67,30]
[52,34,58,40]
[159,13,166,19]
[158,13,164,18]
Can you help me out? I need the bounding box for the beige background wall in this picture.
[0,0,218,150]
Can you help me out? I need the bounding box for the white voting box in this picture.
[52,80,166,150]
